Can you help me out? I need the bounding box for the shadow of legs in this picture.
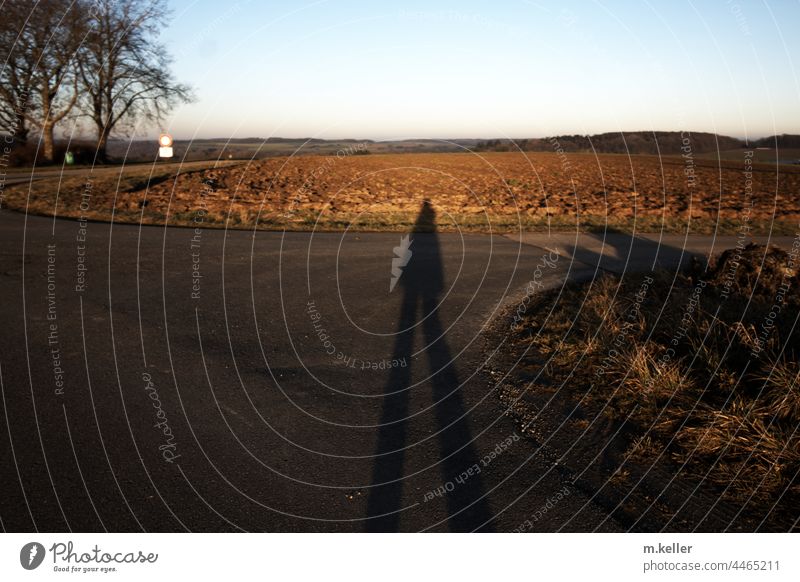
[365,290,417,532]
[422,296,494,532]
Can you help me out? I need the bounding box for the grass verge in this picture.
[495,243,800,529]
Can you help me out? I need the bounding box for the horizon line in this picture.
[104,130,797,143]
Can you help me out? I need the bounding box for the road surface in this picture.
[0,207,793,532]
[1,160,239,187]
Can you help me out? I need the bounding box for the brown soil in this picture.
[3,152,799,233]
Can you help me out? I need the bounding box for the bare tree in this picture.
[29,0,86,162]
[79,0,193,161]
[0,1,39,147]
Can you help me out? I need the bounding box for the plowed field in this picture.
[4,152,799,233]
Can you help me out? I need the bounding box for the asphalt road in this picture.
[0,160,239,187]
[0,207,793,532]
[2,169,75,187]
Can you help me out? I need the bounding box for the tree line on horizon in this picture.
[474,132,800,155]
[0,0,192,164]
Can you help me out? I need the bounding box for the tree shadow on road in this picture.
[365,200,494,532]
[564,227,700,275]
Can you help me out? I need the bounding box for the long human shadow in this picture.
[366,201,494,532]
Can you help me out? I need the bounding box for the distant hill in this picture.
[475,131,746,155]
[6,132,800,166]
[750,134,800,149]
[102,137,480,162]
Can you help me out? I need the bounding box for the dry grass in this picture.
[503,244,800,519]
[758,358,800,421]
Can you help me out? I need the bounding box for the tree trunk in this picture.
[42,120,55,163]
[96,125,111,163]
[13,112,28,145]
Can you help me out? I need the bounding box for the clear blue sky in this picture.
[159,0,800,140]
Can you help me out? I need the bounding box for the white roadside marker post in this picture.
[158,133,173,158]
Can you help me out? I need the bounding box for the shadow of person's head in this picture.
[401,199,444,298]
[412,199,437,233]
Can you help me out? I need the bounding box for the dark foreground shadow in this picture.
[565,226,702,275]
[366,201,494,532]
